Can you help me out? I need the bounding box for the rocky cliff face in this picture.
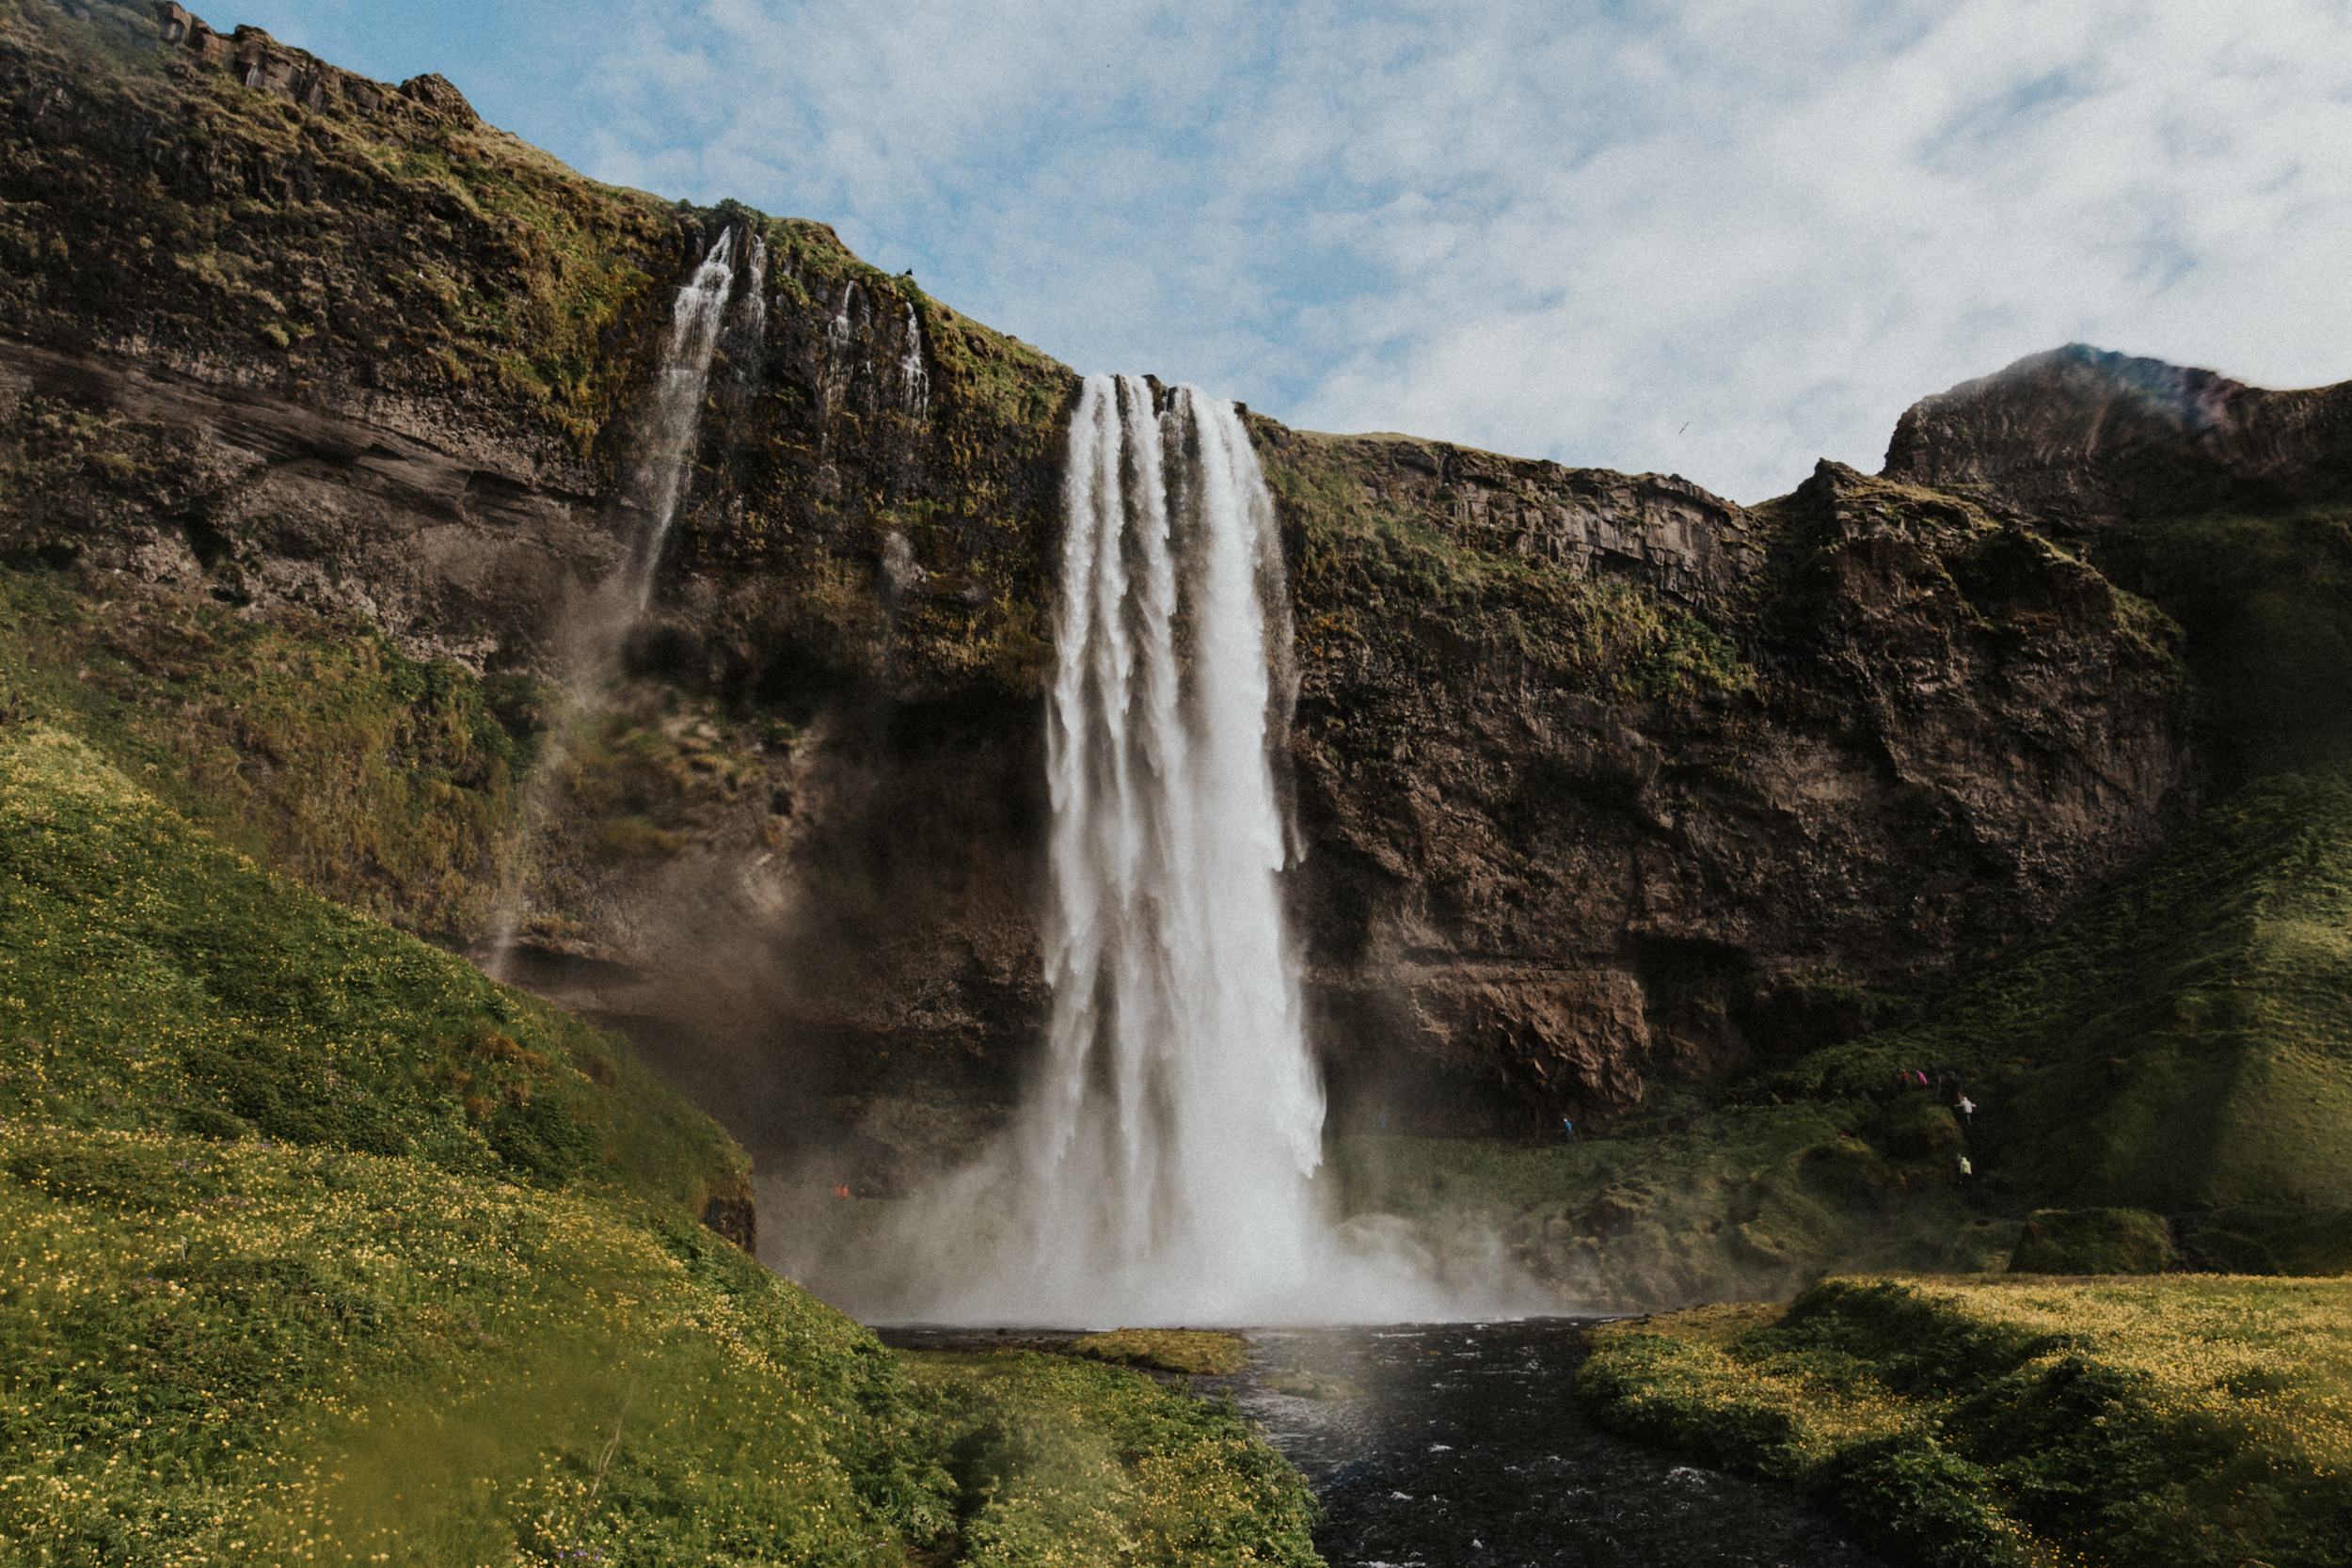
[5,3,2331,1189]
[1265,434,2191,1135]
[1883,342,2352,530]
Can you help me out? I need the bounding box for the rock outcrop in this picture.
[1883,343,2352,529]
[1279,449,2193,1133]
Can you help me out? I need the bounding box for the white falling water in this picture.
[1014,372,1324,1320]
[896,301,928,415]
[860,374,1520,1325]
[740,234,769,372]
[484,227,740,977]
[630,228,739,611]
[771,374,1541,1323]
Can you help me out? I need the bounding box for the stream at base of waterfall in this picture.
[883,1321,1888,1567]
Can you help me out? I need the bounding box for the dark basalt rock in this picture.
[1883,341,2352,529]
[1288,455,2194,1136]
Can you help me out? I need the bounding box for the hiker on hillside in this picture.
[1958,1093,1976,1124]
[1562,1117,1576,1144]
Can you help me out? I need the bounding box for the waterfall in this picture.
[896,300,928,415]
[996,374,1327,1320]
[772,373,1538,1324]
[740,234,769,378]
[629,228,738,611]
[483,227,739,978]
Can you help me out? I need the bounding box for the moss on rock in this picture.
[2008,1207,2178,1275]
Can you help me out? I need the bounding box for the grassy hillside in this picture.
[1580,1275,2352,1567]
[0,722,1320,1564]
[1758,765,2352,1218]
[0,566,529,943]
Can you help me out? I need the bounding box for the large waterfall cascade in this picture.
[1001,373,1328,1319]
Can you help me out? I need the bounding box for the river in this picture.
[882,1319,1887,1567]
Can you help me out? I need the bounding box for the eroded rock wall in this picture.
[1274,447,2193,1136]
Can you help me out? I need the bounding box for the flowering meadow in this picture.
[0,725,1317,1564]
[1581,1274,2352,1567]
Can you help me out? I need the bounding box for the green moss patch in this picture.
[1581,1275,2352,1568]
[2177,1206,2352,1278]
[0,1121,949,1564]
[1259,425,1754,706]
[904,1351,1318,1567]
[1068,1329,1249,1377]
[0,721,738,1212]
[1757,764,2352,1219]
[0,569,522,942]
[1264,1367,1363,1401]
[2008,1208,2178,1275]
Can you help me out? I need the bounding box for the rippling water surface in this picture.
[1228,1320,1885,1568]
[885,1319,1885,1567]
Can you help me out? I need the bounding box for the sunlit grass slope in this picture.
[0,721,960,1562]
[0,568,528,947]
[0,1127,947,1566]
[0,721,1327,1565]
[0,721,735,1212]
[1581,1275,2352,1568]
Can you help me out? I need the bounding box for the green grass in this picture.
[0,568,522,942]
[0,1122,950,1566]
[0,721,1325,1563]
[2007,1208,2178,1275]
[1068,1331,1249,1377]
[1754,764,2352,1217]
[0,717,742,1211]
[904,1352,1319,1568]
[1581,1275,2352,1567]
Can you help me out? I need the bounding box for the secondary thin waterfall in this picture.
[485,227,740,977]
[1010,373,1327,1319]
[630,228,738,610]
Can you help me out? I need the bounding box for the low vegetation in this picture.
[1259,426,1755,705]
[1069,1330,1250,1378]
[0,723,1319,1563]
[905,1352,1319,1567]
[0,567,522,942]
[1580,1275,2352,1568]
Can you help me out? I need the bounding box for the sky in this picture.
[220,0,2352,503]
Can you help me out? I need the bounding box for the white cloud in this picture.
[240,0,2352,501]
